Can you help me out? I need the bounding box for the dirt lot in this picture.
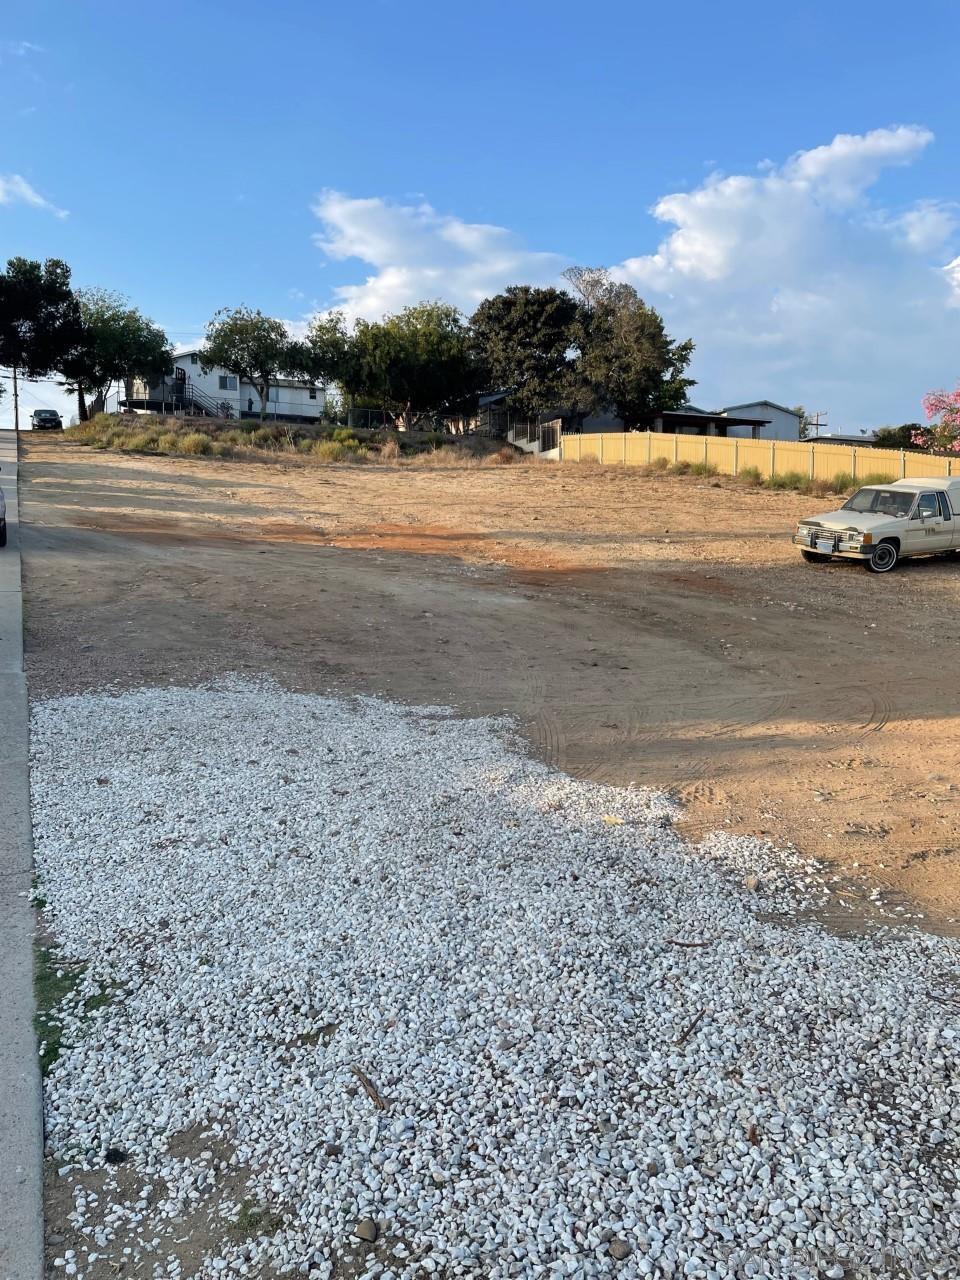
[20,436,960,934]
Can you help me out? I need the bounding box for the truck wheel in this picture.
[866,540,898,573]
[800,549,827,564]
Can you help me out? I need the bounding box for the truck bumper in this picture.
[793,535,870,560]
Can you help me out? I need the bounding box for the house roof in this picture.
[721,400,801,418]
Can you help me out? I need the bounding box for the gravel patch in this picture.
[31,680,960,1279]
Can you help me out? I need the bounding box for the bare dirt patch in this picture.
[20,436,960,935]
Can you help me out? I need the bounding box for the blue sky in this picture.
[2,0,960,427]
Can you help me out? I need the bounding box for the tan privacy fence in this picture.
[559,431,958,483]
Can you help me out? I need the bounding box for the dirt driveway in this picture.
[20,437,960,932]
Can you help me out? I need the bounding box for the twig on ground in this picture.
[351,1065,388,1110]
[675,1008,707,1046]
[665,938,712,948]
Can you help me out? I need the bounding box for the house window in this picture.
[218,375,238,391]
[309,387,317,400]
[190,353,198,364]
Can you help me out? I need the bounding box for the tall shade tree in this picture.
[470,286,581,420]
[568,268,695,427]
[334,302,481,430]
[62,290,172,421]
[0,257,84,383]
[202,307,297,423]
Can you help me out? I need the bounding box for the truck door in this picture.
[904,491,955,554]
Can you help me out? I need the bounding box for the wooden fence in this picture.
[559,431,957,483]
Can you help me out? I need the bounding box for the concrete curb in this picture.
[0,431,43,1280]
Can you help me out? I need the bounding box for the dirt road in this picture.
[20,438,960,931]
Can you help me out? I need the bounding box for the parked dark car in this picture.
[30,409,62,430]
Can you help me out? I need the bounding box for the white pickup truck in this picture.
[794,477,960,573]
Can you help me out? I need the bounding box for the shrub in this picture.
[156,432,181,453]
[689,461,718,477]
[738,465,763,486]
[670,459,692,475]
[858,471,896,487]
[766,470,809,491]
[210,441,233,457]
[648,455,670,471]
[121,432,158,453]
[827,471,855,494]
[180,432,212,455]
[221,428,250,446]
[332,427,361,443]
[312,440,349,461]
[489,445,520,465]
[378,438,401,462]
[250,426,277,448]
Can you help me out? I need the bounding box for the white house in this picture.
[121,345,326,423]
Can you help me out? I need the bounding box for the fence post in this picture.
[852,448,858,481]
[622,433,626,464]
[673,434,679,463]
[733,439,739,476]
[809,443,815,481]
[647,432,652,464]
[599,434,604,464]
[770,440,776,479]
[900,450,906,479]
[703,436,709,465]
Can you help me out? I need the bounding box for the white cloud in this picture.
[888,200,958,253]
[1,39,43,58]
[613,126,960,424]
[311,190,565,320]
[310,127,960,425]
[0,173,68,218]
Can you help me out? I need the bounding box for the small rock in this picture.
[353,1217,379,1243]
[609,1238,631,1261]
[324,1142,342,1157]
[743,874,760,892]
[104,1147,128,1165]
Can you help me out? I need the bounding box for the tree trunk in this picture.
[258,383,267,424]
[77,387,88,422]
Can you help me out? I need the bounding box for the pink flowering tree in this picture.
[914,388,960,453]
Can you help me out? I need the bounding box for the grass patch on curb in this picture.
[34,938,83,1076]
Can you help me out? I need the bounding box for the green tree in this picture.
[791,405,816,440]
[873,423,922,449]
[0,257,84,388]
[62,290,171,421]
[203,306,296,423]
[568,268,694,426]
[334,301,481,430]
[470,286,582,420]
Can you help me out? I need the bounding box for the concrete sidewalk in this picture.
[0,431,42,1280]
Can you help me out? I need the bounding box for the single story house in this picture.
[480,391,802,442]
[118,346,325,423]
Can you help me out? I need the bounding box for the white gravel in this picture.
[31,680,960,1280]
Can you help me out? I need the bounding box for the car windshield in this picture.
[842,487,914,517]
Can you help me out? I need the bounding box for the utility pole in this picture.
[12,365,20,436]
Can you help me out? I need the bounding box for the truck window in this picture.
[916,493,940,519]
[939,491,954,519]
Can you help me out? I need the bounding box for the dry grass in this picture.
[63,415,529,469]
